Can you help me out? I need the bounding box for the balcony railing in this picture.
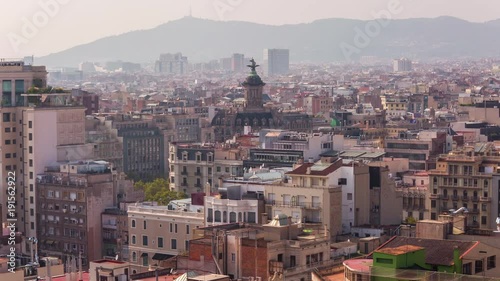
[441,195,449,200]
[181,171,188,176]
[461,196,469,201]
[429,194,440,199]
[471,196,479,202]
[469,209,480,214]
[181,182,188,187]
[195,171,202,176]
[451,195,459,201]
[266,200,321,209]
[480,197,491,202]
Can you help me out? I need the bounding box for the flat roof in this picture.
[376,245,424,255]
[189,274,228,281]
[343,259,373,273]
[340,151,366,158]
[360,151,386,159]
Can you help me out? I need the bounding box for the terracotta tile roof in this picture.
[377,236,477,266]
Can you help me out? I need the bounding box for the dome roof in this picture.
[242,73,265,86]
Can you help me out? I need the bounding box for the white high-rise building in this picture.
[393,58,412,72]
[263,49,290,76]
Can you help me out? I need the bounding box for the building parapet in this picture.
[127,206,204,218]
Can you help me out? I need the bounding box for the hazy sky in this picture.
[1,0,499,58]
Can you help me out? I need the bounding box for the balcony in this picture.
[429,194,440,199]
[266,200,321,209]
[181,182,188,187]
[181,171,188,176]
[441,195,449,201]
[194,183,202,188]
[469,209,480,214]
[471,196,479,202]
[461,196,469,201]
[480,197,491,202]
[195,171,202,176]
[451,195,459,201]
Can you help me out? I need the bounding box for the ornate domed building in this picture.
[211,59,311,141]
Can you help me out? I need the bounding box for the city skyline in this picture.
[2,0,500,58]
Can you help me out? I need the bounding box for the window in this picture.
[29,133,32,141]
[3,113,10,122]
[481,216,487,225]
[376,258,393,264]
[231,253,235,262]
[170,223,173,232]
[131,220,136,228]
[186,225,190,234]
[28,121,32,128]
[487,256,496,270]
[338,178,347,185]
[171,239,177,250]
[185,240,189,251]
[207,208,213,222]
[347,193,353,200]
[225,167,230,173]
[175,224,178,233]
[431,200,436,208]
[216,166,221,172]
[158,237,164,248]
[142,235,148,246]
[4,140,10,145]
[475,260,483,273]
[143,221,147,229]
[215,211,221,222]
[29,146,33,154]
[247,212,256,223]
[4,127,10,133]
[132,252,137,262]
[462,262,472,275]
[131,235,136,244]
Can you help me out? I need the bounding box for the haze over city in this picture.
[2,1,500,281]
[2,0,500,58]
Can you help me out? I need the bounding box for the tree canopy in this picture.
[134,178,187,205]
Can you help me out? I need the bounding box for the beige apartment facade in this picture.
[427,143,500,229]
[127,203,204,274]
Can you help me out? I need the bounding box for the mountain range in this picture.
[37,16,500,67]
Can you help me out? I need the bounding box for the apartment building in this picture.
[85,116,124,172]
[427,143,500,229]
[155,53,188,75]
[169,143,244,194]
[101,205,129,260]
[263,49,290,76]
[399,171,430,221]
[190,219,340,281]
[259,130,333,161]
[36,161,116,266]
[108,114,166,181]
[0,60,94,241]
[127,200,204,273]
[205,184,265,226]
[384,130,449,171]
[264,158,344,237]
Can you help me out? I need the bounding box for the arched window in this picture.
[132,252,137,262]
[223,211,227,223]
[131,220,136,228]
[215,211,221,222]
[230,212,236,223]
